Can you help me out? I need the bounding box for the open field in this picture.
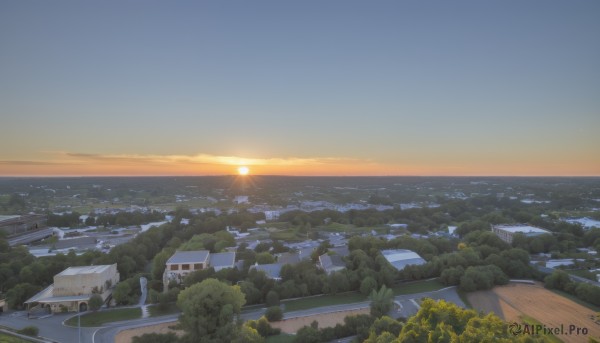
[468,282,600,343]
[270,308,369,334]
[115,321,182,343]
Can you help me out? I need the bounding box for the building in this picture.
[381,249,426,271]
[0,214,46,236]
[209,252,236,271]
[492,224,551,244]
[163,250,210,286]
[25,264,119,313]
[277,252,301,266]
[319,254,346,274]
[163,250,236,288]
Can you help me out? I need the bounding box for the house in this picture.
[277,252,301,266]
[492,224,551,244]
[319,254,346,274]
[250,263,283,281]
[329,246,350,257]
[209,252,236,271]
[25,264,119,313]
[163,250,236,289]
[381,249,426,271]
[163,250,210,286]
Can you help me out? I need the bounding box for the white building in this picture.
[381,249,426,271]
[492,224,551,244]
[25,264,119,313]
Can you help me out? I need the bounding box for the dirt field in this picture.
[270,308,370,334]
[115,321,182,343]
[468,282,600,343]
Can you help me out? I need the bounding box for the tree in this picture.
[265,306,283,322]
[265,290,279,307]
[398,299,513,342]
[152,248,174,281]
[369,285,394,318]
[88,294,104,311]
[112,282,132,305]
[360,276,378,296]
[177,278,245,342]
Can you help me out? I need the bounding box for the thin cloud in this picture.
[0,160,76,166]
[60,152,363,167]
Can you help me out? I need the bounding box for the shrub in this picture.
[264,306,283,322]
[17,326,39,336]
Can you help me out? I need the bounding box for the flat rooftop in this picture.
[494,225,549,234]
[57,265,113,276]
[0,215,21,222]
[381,249,423,262]
[167,250,210,264]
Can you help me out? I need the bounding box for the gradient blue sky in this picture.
[1,1,599,176]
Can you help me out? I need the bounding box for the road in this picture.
[533,264,600,287]
[0,286,465,342]
[0,311,97,343]
[92,314,180,343]
[8,228,54,246]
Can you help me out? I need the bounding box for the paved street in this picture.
[0,286,465,342]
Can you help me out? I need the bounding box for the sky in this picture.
[1,1,599,177]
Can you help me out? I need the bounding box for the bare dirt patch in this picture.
[468,282,600,343]
[115,321,182,343]
[270,308,370,334]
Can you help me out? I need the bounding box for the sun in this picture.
[237,166,249,175]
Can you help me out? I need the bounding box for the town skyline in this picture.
[1,1,599,177]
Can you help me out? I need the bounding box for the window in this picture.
[194,263,203,270]
[182,264,190,270]
[170,265,179,270]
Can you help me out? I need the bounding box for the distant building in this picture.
[264,211,280,221]
[492,224,550,244]
[319,254,346,274]
[381,249,426,271]
[277,252,301,266]
[0,214,46,236]
[25,264,119,313]
[234,196,249,204]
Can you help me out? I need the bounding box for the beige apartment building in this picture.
[25,264,119,313]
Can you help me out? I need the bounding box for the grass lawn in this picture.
[0,333,30,343]
[282,292,367,312]
[64,308,142,327]
[266,334,296,343]
[269,229,304,241]
[519,315,563,343]
[549,289,600,312]
[148,303,180,317]
[282,279,446,312]
[391,279,445,295]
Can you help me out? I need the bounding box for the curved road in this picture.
[0,286,464,342]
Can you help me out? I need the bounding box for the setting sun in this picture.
[238,166,249,175]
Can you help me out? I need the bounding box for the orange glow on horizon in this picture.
[0,152,599,177]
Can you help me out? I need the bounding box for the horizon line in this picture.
[1,174,599,178]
